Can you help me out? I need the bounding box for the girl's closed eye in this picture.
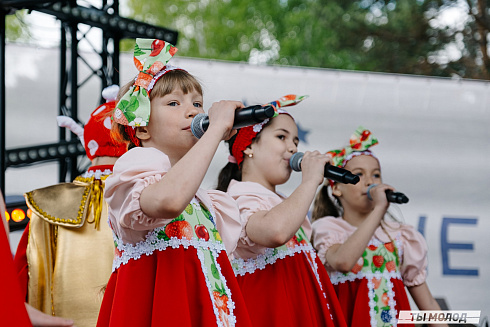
[277,134,286,140]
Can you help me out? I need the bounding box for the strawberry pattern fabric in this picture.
[111,197,236,327]
[98,147,254,327]
[329,237,406,327]
[327,126,378,168]
[113,38,179,127]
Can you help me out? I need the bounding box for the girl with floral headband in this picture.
[216,97,346,327]
[97,39,252,327]
[311,126,445,327]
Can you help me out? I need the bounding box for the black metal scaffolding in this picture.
[0,0,178,193]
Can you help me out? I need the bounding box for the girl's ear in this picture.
[243,146,253,158]
[331,183,342,197]
[135,126,150,141]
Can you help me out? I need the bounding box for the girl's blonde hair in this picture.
[111,70,203,149]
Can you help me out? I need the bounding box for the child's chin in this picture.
[277,172,292,185]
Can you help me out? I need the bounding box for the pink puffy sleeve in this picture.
[234,191,279,247]
[205,190,242,256]
[104,147,174,235]
[227,181,311,259]
[400,224,428,287]
[311,217,351,268]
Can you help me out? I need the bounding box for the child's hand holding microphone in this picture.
[367,184,409,204]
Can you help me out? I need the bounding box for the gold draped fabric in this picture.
[24,174,114,327]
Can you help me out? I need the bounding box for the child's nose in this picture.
[186,105,199,118]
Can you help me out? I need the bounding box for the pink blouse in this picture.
[104,147,243,255]
[227,180,312,260]
[311,216,428,287]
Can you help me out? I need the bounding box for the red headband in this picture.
[231,110,295,167]
[231,124,263,167]
[231,94,308,167]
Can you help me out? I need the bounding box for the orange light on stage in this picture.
[27,208,32,219]
[4,211,9,221]
[11,208,26,222]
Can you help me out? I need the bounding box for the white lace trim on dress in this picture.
[232,244,315,276]
[112,228,226,271]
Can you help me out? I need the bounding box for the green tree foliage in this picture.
[433,0,490,79]
[5,10,31,42]
[4,1,488,79]
[126,0,490,79]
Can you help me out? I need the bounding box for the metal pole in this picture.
[69,19,78,180]
[113,0,120,86]
[59,22,67,182]
[101,0,108,91]
[0,10,6,195]
[113,36,120,86]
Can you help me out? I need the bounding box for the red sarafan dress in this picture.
[312,217,428,327]
[97,148,252,327]
[227,180,347,327]
[1,226,32,326]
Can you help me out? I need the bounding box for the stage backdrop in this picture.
[5,44,489,320]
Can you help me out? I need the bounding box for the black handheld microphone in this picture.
[191,105,276,139]
[367,184,409,204]
[289,152,360,185]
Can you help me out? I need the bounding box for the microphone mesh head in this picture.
[289,152,303,172]
[190,113,207,139]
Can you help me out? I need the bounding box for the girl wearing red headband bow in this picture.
[216,96,346,327]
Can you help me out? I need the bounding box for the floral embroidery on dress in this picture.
[111,197,235,327]
[329,237,403,327]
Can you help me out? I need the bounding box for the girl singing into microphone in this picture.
[217,95,346,327]
[97,38,253,327]
[311,126,445,327]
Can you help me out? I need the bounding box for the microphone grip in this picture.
[232,105,272,129]
[367,184,409,204]
[324,165,360,185]
[385,190,409,204]
[289,152,359,185]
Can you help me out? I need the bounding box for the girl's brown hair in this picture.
[111,69,203,149]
